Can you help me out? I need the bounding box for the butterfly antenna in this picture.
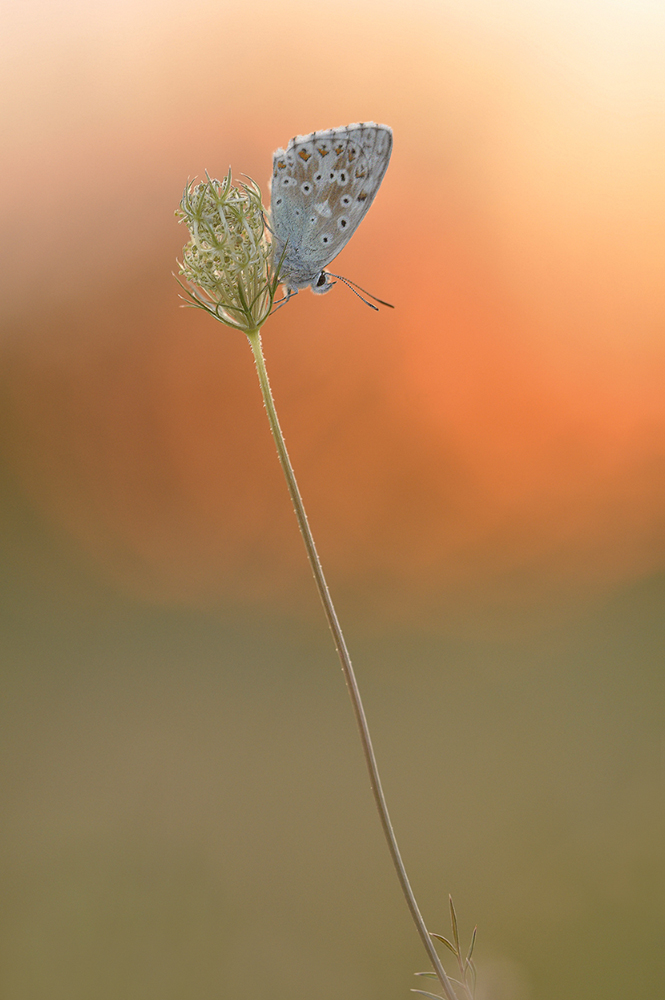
[328,273,395,310]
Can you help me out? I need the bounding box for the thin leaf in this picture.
[465,926,477,965]
[414,972,439,979]
[449,896,460,954]
[431,933,458,956]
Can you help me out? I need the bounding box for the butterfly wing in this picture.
[269,123,392,291]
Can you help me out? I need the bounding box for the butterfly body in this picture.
[269,123,392,298]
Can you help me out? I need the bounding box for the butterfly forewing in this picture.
[270,123,392,291]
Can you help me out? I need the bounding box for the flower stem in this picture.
[246,329,457,1000]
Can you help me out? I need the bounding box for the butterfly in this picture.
[269,123,393,304]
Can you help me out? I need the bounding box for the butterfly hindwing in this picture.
[270,123,392,291]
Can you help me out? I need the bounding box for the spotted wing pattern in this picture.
[269,123,392,291]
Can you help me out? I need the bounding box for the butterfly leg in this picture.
[269,285,298,315]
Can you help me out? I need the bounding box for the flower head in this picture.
[176,170,281,332]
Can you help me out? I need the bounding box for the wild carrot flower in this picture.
[175,169,280,332]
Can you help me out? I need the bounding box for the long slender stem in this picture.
[246,329,457,1000]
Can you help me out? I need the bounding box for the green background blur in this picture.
[1,1,664,998]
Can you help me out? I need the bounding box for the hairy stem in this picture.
[246,329,457,1000]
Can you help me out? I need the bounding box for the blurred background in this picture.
[1,1,663,998]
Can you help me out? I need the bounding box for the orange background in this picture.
[0,3,663,999]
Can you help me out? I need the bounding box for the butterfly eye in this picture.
[315,272,327,287]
